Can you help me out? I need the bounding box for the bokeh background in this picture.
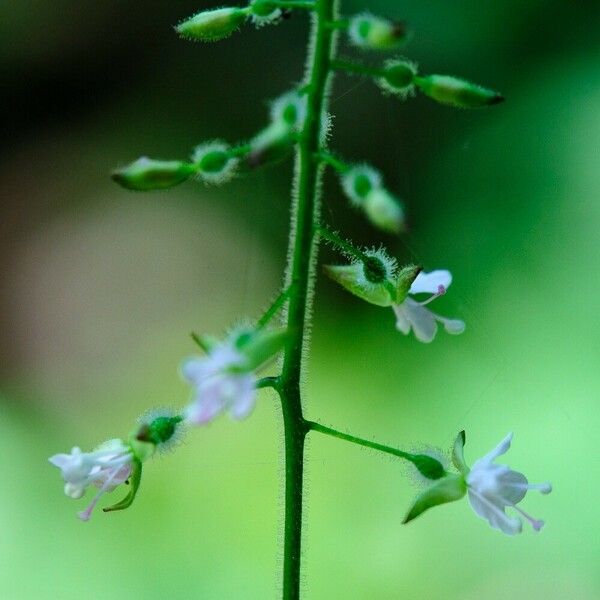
[1,0,599,598]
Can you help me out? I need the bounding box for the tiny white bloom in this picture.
[182,343,257,425]
[49,439,133,521]
[467,432,552,535]
[392,269,465,343]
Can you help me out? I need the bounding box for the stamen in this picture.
[77,466,122,522]
[513,505,545,532]
[469,489,522,534]
[510,482,552,494]
[418,285,446,306]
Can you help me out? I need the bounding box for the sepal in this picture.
[403,473,467,524]
[324,264,393,307]
[233,327,290,371]
[452,430,469,475]
[103,458,143,514]
[395,264,421,301]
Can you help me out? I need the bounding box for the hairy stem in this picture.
[308,421,416,461]
[279,0,337,597]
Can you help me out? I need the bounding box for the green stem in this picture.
[268,0,317,8]
[316,225,366,261]
[315,150,349,173]
[279,0,337,597]
[330,59,386,79]
[309,421,416,462]
[257,285,294,329]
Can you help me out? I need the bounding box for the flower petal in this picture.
[395,299,438,343]
[438,317,465,335]
[477,432,513,467]
[468,489,522,535]
[409,270,452,295]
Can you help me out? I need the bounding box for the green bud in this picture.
[452,430,469,475]
[395,264,421,301]
[341,165,382,206]
[249,0,282,26]
[349,13,408,51]
[324,263,394,307]
[103,458,143,514]
[176,8,248,42]
[403,473,467,524]
[415,74,504,108]
[192,141,238,184]
[363,188,405,234]
[112,157,194,191]
[247,121,295,168]
[378,59,417,98]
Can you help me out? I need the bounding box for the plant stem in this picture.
[279,0,337,597]
[315,150,349,173]
[316,225,367,261]
[257,285,294,329]
[330,58,386,79]
[309,421,415,462]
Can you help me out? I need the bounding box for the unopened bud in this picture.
[112,157,194,191]
[249,0,282,27]
[176,7,248,42]
[192,141,238,184]
[364,188,405,234]
[348,12,408,51]
[271,91,307,131]
[378,59,417,98]
[341,165,382,206]
[415,74,504,108]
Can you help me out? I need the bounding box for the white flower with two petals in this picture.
[182,343,257,425]
[466,433,552,535]
[393,270,465,343]
[49,439,133,521]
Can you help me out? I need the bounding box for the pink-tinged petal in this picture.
[230,381,257,420]
[409,270,452,295]
[403,299,438,343]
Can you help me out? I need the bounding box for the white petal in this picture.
[392,304,411,334]
[497,470,529,504]
[402,299,438,343]
[468,489,522,535]
[409,270,452,295]
[180,357,209,383]
[479,432,514,465]
[438,317,465,335]
[49,453,75,469]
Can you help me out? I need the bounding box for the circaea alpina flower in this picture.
[49,439,133,521]
[465,432,552,535]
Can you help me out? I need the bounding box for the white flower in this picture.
[392,270,465,343]
[182,343,257,425]
[49,439,133,521]
[466,433,552,535]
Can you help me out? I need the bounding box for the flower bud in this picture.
[363,188,405,234]
[377,59,417,98]
[192,141,238,184]
[271,91,307,131]
[247,121,295,168]
[249,0,282,27]
[341,165,382,206]
[176,7,248,42]
[112,157,194,191]
[348,12,408,51]
[415,74,504,108]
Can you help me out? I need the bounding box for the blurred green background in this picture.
[1,0,599,598]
